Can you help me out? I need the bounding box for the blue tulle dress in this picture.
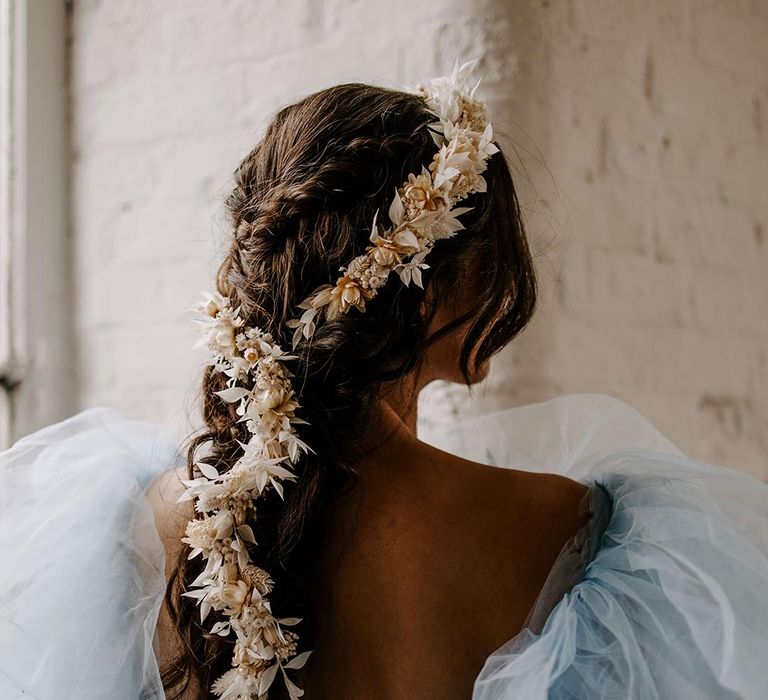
[1,394,767,699]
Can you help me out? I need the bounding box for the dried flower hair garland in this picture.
[178,291,313,699]
[180,57,497,699]
[286,57,498,348]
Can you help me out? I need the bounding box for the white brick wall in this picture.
[70,0,768,477]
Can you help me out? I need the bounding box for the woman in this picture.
[1,61,766,700]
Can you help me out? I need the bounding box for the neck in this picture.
[350,371,431,467]
[379,373,423,436]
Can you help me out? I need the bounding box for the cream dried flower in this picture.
[287,57,498,346]
[402,167,447,213]
[183,293,313,699]
[188,58,497,698]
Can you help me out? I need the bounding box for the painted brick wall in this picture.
[421,0,768,480]
[70,0,768,477]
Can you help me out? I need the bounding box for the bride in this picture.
[1,60,767,700]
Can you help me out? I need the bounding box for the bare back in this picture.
[301,441,589,699]
[149,432,586,700]
[148,442,589,700]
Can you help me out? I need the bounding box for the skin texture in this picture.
[146,299,590,699]
[146,467,201,698]
[301,406,589,699]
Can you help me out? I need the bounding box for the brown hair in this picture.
[161,81,537,698]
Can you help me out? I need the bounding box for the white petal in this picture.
[368,208,380,242]
[278,617,302,626]
[181,588,208,600]
[450,56,460,82]
[393,228,419,250]
[291,324,303,350]
[388,188,405,226]
[200,600,212,623]
[283,650,313,670]
[209,620,231,636]
[215,387,250,403]
[283,671,305,699]
[299,307,317,324]
[259,664,279,694]
[196,462,220,480]
[237,523,257,544]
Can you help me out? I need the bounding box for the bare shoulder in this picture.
[144,465,200,696]
[433,449,590,542]
[474,463,589,530]
[449,458,591,578]
[317,444,594,692]
[146,464,194,563]
[423,452,591,650]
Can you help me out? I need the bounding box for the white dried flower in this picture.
[188,58,494,698]
[287,57,497,346]
[183,293,312,699]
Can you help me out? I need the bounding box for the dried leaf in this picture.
[196,462,219,480]
[388,188,405,226]
[215,387,250,403]
[283,650,313,670]
[259,664,279,694]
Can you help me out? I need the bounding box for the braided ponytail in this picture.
[161,80,537,699]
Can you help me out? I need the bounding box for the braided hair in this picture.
[160,82,537,699]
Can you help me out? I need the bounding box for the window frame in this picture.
[0,0,73,447]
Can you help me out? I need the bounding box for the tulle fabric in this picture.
[0,407,182,700]
[422,393,768,699]
[1,394,767,699]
